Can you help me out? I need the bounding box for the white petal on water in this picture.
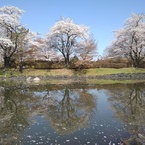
[27,135,32,138]
[62,127,67,130]
[13,136,17,139]
[104,136,107,138]
[32,140,36,143]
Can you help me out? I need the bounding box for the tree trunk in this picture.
[64,55,70,68]
[131,57,143,68]
[129,50,143,68]
[4,56,11,68]
[19,63,23,73]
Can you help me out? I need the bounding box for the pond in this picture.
[0,82,145,145]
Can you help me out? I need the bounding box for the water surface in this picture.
[0,82,145,145]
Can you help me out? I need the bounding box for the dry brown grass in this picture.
[23,69,74,76]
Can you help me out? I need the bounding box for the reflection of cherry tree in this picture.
[0,83,97,144]
[0,84,32,144]
[45,87,96,135]
[77,88,96,113]
[108,84,145,143]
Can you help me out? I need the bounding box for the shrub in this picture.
[23,60,65,69]
[93,59,129,68]
[70,60,93,69]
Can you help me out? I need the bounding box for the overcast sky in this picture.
[0,0,145,56]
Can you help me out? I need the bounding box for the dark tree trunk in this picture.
[129,50,144,68]
[4,56,11,68]
[19,63,23,73]
[63,54,70,68]
[131,56,143,68]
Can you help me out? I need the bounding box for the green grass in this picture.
[86,68,145,76]
[0,69,20,77]
[86,79,145,85]
[0,68,145,77]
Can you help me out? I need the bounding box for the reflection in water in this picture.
[46,87,96,135]
[108,83,145,144]
[0,85,31,144]
[0,82,145,144]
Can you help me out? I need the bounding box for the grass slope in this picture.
[86,68,145,76]
[1,68,145,85]
[0,68,145,77]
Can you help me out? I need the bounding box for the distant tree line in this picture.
[0,6,97,71]
[1,5,145,70]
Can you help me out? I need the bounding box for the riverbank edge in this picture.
[1,73,145,81]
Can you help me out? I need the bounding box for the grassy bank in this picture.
[83,68,145,76]
[0,68,145,85]
[0,68,145,77]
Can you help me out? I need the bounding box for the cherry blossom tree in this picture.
[106,13,145,67]
[14,31,42,72]
[0,6,30,68]
[46,17,97,67]
[77,37,97,61]
[29,37,62,61]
